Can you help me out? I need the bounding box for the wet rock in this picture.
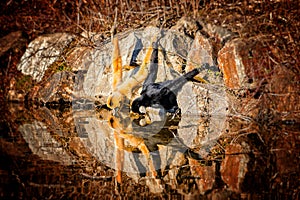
[17,33,74,82]
[220,142,250,192]
[14,103,92,165]
[188,158,215,194]
[218,39,271,89]
[162,151,187,190]
[145,178,163,194]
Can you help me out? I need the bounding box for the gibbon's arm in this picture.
[107,36,156,109]
[112,37,123,91]
[117,40,154,97]
[142,38,159,91]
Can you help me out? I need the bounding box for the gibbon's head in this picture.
[131,97,143,114]
[107,91,124,109]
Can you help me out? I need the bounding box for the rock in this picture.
[186,32,222,84]
[70,26,229,188]
[217,38,271,89]
[220,142,250,192]
[17,33,74,82]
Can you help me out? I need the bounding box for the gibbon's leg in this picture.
[142,37,159,90]
[109,36,125,183]
[123,36,143,70]
[112,37,123,91]
[106,36,124,109]
[138,142,157,178]
[107,36,157,109]
[109,114,157,178]
[108,111,157,178]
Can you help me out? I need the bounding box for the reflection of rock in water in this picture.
[178,83,228,157]
[19,120,73,165]
[73,108,181,173]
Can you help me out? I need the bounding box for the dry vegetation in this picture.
[0,0,299,96]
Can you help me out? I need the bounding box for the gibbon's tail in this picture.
[163,68,199,92]
[183,63,210,80]
[182,68,201,81]
[163,63,208,93]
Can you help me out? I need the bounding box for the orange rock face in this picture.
[218,40,241,89]
[218,39,272,89]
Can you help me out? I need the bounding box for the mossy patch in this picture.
[56,62,72,72]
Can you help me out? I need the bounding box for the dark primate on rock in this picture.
[131,68,203,114]
[131,62,209,114]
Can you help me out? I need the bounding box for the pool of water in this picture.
[0,102,299,199]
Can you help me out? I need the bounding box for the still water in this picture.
[0,102,299,199]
